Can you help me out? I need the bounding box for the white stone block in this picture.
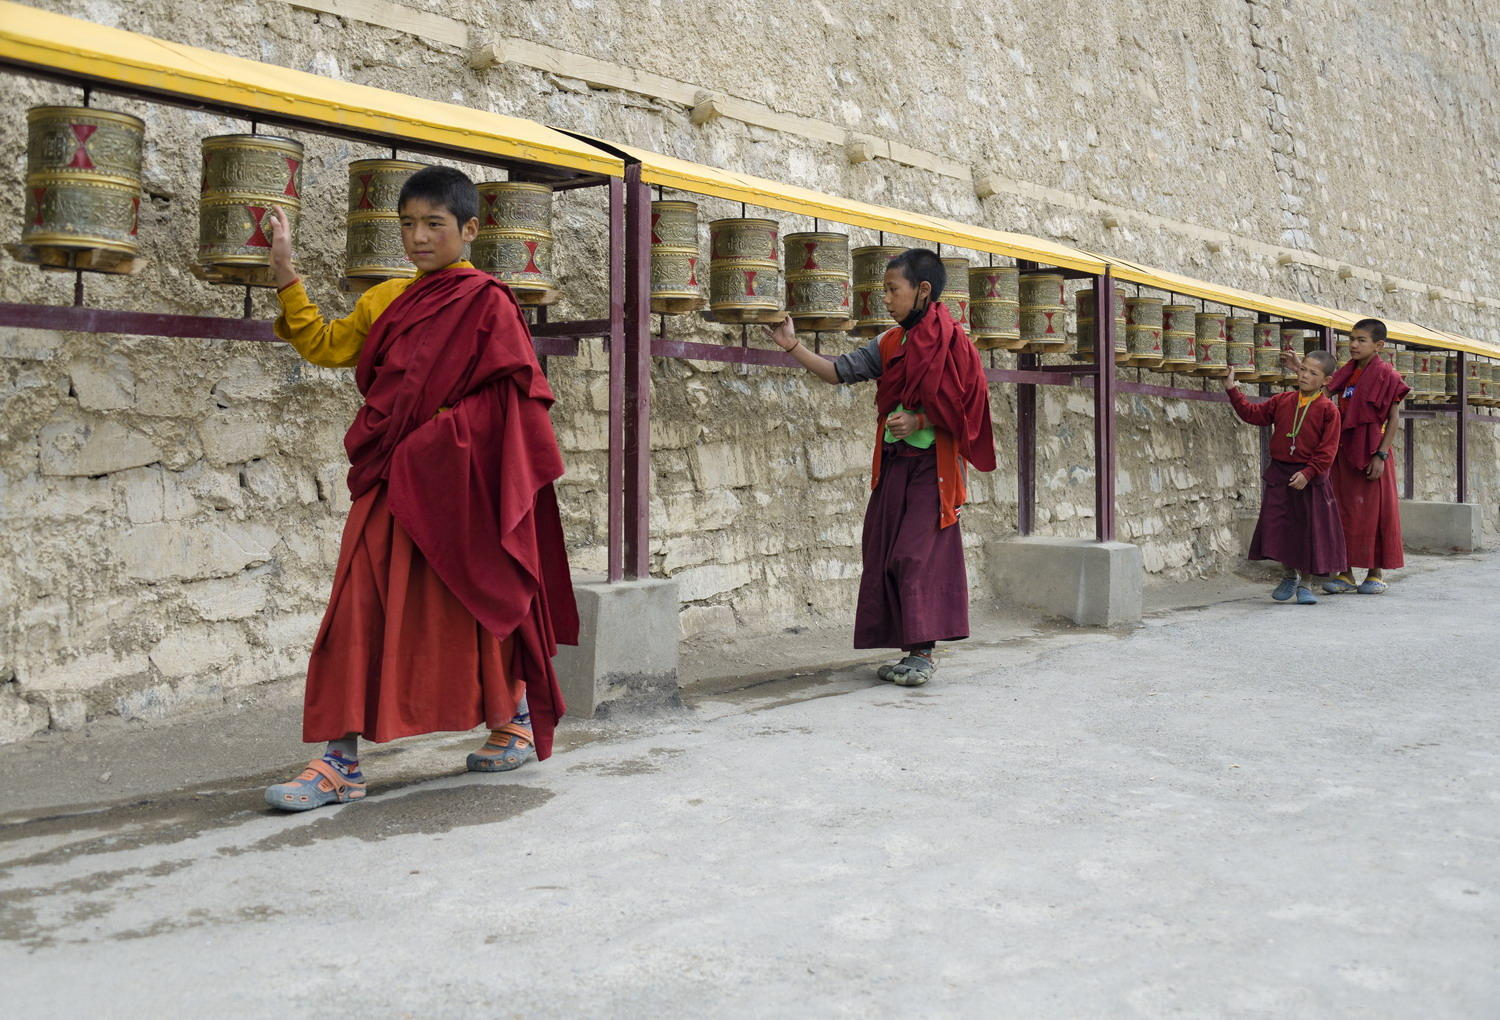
[672,561,756,603]
[0,686,48,744]
[199,415,271,465]
[149,623,252,678]
[0,327,64,362]
[23,650,151,693]
[67,354,135,411]
[113,521,278,583]
[40,420,161,477]
[182,574,270,621]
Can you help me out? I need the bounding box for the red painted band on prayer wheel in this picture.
[197,134,303,287]
[1486,363,1500,407]
[471,181,558,306]
[1124,296,1164,368]
[1279,328,1308,385]
[968,266,1020,350]
[1253,322,1281,382]
[345,159,424,284]
[20,106,144,257]
[784,231,853,330]
[1444,354,1459,397]
[1019,272,1066,353]
[850,245,903,336]
[650,199,705,314]
[940,257,972,332]
[1075,287,1127,363]
[1467,358,1486,407]
[1226,316,1255,374]
[1161,304,1197,371]
[1411,352,1431,402]
[708,217,783,324]
[1193,312,1228,377]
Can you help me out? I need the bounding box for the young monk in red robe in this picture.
[770,248,996,686]
[1224,349,1345,604]
[261,166,577,811]
[1287,318,1408,595]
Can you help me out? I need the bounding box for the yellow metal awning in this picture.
[0,2,622,178]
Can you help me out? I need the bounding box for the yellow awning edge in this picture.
[0,1,622,178]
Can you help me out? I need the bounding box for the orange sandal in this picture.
[265,757,367,812]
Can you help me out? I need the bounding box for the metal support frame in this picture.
[1092,269,1117,542]
[621,163,653,580]
[1015,261,1039,536]
[1456,350,1469,503]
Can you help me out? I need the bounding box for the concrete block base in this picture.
[987,537,1144,627]
[552,577,680,719]
[1400,501,1484,554]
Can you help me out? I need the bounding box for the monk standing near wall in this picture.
[770,249,996,686]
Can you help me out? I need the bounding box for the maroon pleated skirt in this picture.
[854,445,970,650]
[1248,459,1348,576]
[1330,449,1405,570]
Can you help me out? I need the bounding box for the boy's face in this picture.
[1297,360,1329,393]
[398,197,479,273]
[882,268,931,323]
[1348,328,1381,363]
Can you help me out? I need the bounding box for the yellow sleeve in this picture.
[273,280,387,369]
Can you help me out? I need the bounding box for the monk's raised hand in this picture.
[1279,348,1301,373]
[268,206,294,269]
[768,314,798,351]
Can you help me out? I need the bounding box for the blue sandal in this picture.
[265,757,366,812]
[467,724,535,773]
[1295,585,1319,605]
[1272,577,1298,601]
[1357,577,1389,595]
[889,654,935,687]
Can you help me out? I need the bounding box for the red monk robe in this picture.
[303,267,578,758]
[1326,355,1409,570]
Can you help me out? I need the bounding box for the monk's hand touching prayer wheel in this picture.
[768,316,798,351]
[267,206,297,290]
[1280,347,1304,374]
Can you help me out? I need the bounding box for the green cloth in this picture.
[883,403,936,448]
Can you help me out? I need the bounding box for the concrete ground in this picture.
[2,552,1498,1017]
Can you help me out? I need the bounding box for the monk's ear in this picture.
[916,280,932,303]
[460,217,480,243]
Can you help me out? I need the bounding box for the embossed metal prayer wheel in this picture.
[1444,354,1459,399]
[784,232,853,330]
[1019,272,1067,353]
[1193,312,1228,377]
[1279,328,1308,385]
[1161,304,1197,372]
[11,106,145,274]
[1124,296,1164,368]
[650,200,705,314]
[968,266,1020,350]
[1075,287,1127,364]
[1253,322,1282,382]
[1412,352,1433,403]
[708,218,783,324]
[1336,335,1351,366]
[344,159,424,287]
[471,181,559,306]
[197,134,304,287]
[1465,358,1485,407]
[1485,362,1500,407]
[940,257,972,332]
[1394,348,1416,392]
[850,245,902,336]
[1226,316,1255,378]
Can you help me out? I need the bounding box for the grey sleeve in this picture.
[833,336,884,384]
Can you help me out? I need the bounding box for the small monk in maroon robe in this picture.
[261,167,577,811]
[769,249,996,686]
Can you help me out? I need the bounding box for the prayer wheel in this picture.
[708,218,783,324]
[1412,352,1434,403]
[784,232,853,330]
[1253,322,1282,382]
[1160,304,1197,372]
[1487,362,1500,408]
[1444,354,1459,399]
[11,106,145,274]
[1379,349,1395,367]
[197,134,304,287]
[1466,358,1485,407]
[472,181,559,306]
[345,159,424,287]
[1336,335,1351,366]
[968,266,1021,350]
[1394,348,1416,392]
[940,257,971,331]
[1124,296,1164,368]
[1075,287,1127,364]
[1279,328,1307,386]
[851,245,902,336]
[650,199,705,314]
[1019,272,1067,353]
[1226,316,1255,379]
[1193,312,1228,377]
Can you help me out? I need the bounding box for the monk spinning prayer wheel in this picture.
[650,199,705,314]
[1075,286,1127,364]
[968,265,1020,350]
[345,158,424,289]
[708,217,784,324]
[1226,316,1255,378]
[1193,312,1229,377]
[10,106,146,275]
[197,134,304,287]
[1019,272,1067,353]
[1124,296,1164,368]
[1160,304,1197,372]
[850,244,902,336]
[783,231,853,330]
[1253,322,1282,382]
[940,256,972,331]
[471,181,559,306]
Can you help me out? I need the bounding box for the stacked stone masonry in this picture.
[1,0,1496,741]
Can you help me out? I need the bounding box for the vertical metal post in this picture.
[622,163,653,579]
[1256,313,1271,474]
[1402,416,1415,501]
[1320,324,1334,353]
[1015,261,1038,536]
[1093,269,1117,542]
[1456,350,1469,503]
[605,177,626,582]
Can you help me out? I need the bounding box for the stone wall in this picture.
[1,0,1497,741]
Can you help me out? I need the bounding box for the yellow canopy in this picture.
[0,1,621,179]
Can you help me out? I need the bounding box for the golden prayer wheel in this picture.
[1253,322,1282,382]
[1124,296,1164,368]
[650,200,705,314]
[1466,358,1485,407]
[344,159,424,287]
[850,245,902,337]
[1019,272,1067,354]
[1193,312,1228,377]
[1412,353,1433,402]
[708,218,783,324]
[1486,363,1500,408]
[196,134,304,287]
[1226,316,1255,378]
[471,181,559,306]
[940,257,971,331]
[11,106,145,274]
[784,232,853,330]
[968,266,1021,350]
[1075,287,1127,364]
[1337,335,1351,366]
[1161,304,1197,372]
[1278,328,1308,386]
[1444,354,1459,399]
[1378,349,1395,367]
[1394,348,1416,391]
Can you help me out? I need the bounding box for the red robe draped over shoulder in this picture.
[1325,355,1409,570]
